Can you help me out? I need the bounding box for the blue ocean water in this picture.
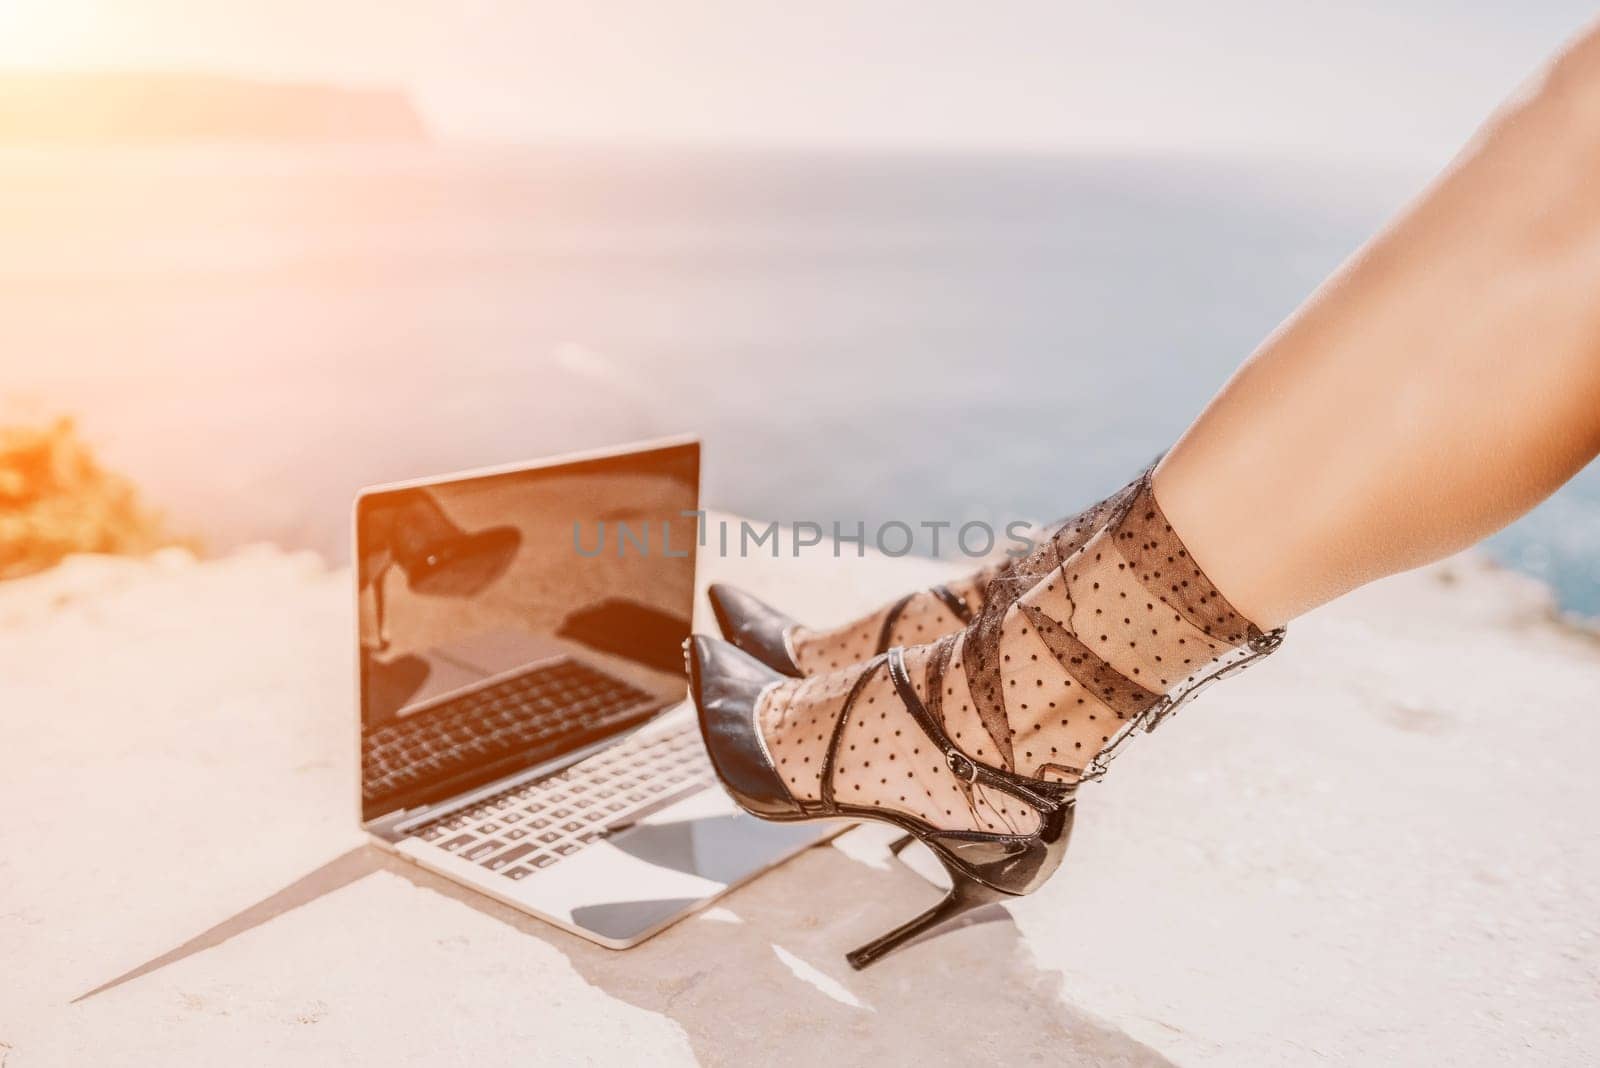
[3,146,1596,615]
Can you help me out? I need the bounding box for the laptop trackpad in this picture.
[604,792,825,885]
[544,791,829,943]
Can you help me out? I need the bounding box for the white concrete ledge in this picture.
[3,518,1598,1065]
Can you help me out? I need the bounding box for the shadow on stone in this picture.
[403,842,1169,1065]
[73,845,382,1003]
[76,841,1169,1065]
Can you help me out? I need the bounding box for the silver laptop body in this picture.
[354,437,833,948]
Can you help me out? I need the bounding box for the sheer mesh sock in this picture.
[754,469,1277,831]
[787,470,1149,675]
[756,644,1047,834]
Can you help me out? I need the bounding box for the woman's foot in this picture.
[689,634,1084,968]
[707,573,990,677]
[708,468,1151,676]
[690,468,1283,968]
[697,468,1280,835]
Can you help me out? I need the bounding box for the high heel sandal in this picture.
[705,584,808,677]
[707,581,974,678]
[687,635,1076,969]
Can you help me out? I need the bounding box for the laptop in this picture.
[354,436,835,948]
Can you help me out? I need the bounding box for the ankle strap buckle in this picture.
[1087,625,1289,781]
[1249,627,1286,655]
[945,749,979,784]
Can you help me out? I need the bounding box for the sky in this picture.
[0,1,1596,159]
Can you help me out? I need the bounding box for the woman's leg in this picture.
[732,23,1600,673]
[1156,24,1600,629]
[695,21,1600,838]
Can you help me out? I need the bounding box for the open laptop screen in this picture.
[355,440,700,823]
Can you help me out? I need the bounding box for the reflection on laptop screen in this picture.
[356,441,700,823]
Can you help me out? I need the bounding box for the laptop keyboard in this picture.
[363,658,662,812]
[408,722,713,881]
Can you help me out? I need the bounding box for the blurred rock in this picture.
[0,419,183,581]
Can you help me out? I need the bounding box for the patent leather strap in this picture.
[928,584,974,625]
[883,647,1074,814]
[816,655,892,809]
[1081,625,1288,782]
[873,584,974,658]
[872,594,915,657]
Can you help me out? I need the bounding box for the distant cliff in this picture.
[0,72,429,144]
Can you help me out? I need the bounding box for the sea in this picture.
[3,144,1596,617]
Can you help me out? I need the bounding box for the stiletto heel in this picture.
[846,866,1009,970]
[688,637,1080,969]
[690,469,1290,969]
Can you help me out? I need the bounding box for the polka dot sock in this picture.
[787,470,1150,675]
[755,469,1275,831]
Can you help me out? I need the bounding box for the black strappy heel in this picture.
[707,581,974,678]
[687,635,1076,969]
[705,583,807,676]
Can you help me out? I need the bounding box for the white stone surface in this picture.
[2,527,1597,1065]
